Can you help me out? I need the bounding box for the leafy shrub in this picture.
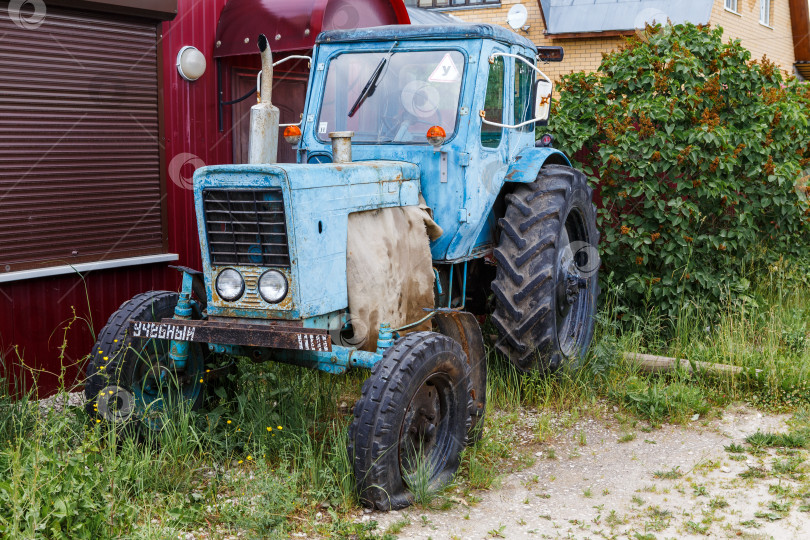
[550,23,810,317]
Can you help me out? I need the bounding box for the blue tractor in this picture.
[86,24,599,510]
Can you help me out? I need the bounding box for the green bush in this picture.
[550,23,810,317]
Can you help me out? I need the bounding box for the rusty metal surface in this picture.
[329,132,354,164]
[434,311,486,430]
[128,318,331,352]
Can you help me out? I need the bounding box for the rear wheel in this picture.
[491,165,600,372]
[85,291,207,431]
[348,332,473,510]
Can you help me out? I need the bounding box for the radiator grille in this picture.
[203,189,290,267]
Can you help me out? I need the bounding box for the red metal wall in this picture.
[1,0,408,396]
[0,0,231,395]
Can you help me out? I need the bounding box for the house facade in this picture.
[414,0,810,81]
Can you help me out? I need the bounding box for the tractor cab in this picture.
[296,24,567,261]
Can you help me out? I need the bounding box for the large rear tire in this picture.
[491,165,600,372]
[348,332,473,510]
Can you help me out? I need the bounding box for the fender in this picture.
[503,147,571,184]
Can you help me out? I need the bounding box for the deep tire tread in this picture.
[491,166,600,371]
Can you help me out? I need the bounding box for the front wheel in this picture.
[348,332,473,510]
[84,291,207,432]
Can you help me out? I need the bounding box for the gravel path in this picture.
[373,405,809,539]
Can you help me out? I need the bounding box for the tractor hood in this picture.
[193,160,421,320]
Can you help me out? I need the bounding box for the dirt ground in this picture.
[371,405,810,539]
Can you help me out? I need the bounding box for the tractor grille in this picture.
[203,189,290,267]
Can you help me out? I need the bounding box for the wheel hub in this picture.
[557,261,587,317]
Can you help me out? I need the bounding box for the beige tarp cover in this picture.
[346,202,442,351]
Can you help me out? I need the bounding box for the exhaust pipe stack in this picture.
[248,34,280,164]
[329,131,354,164]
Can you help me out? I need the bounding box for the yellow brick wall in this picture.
[709,0,796,72]
[442,0,796,80]
[443,0,623,81]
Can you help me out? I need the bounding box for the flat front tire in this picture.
[348,332,473,510]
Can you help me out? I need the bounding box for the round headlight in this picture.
[258,270,288,303]
[216,268,244,301]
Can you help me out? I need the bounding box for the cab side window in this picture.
[481,56,504,148]
[514,57,534,132]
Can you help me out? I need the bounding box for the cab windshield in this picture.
[317,49,464,144]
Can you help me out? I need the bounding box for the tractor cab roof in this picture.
[316,23,536,53]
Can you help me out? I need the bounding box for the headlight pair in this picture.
[215,268,287,304]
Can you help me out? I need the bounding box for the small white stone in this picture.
[721,466,731,473]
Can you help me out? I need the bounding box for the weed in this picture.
[725,443,746,453]
[686,520,709,534]
[772,455,805,476]
[754,511,782,521]
[709,496,729,509]
[769,500,791,512]
[583,487,593,498]
[386,517,411,534]
[618,432,636,443]
[747,430,809,448]
[653,467,683,480]
[692,484,708,496]
[740,466,768,479]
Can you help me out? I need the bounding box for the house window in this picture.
[481,56,505,148]
[724,0,738,13]
[760,0,772,26]
[409,0,501,9]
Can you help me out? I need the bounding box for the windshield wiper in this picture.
[347,42,397,118]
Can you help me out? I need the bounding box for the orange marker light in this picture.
[426,125,446,148]
[283,125,302,145]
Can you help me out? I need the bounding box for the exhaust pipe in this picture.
[329,131,354,163]
[248,34,280,164]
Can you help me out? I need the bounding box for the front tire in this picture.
[491,165,600,372]
[85,291,207,431]
[348,332,473,510]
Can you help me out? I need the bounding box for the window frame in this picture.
[724,0,739,14]
[759,0,772,27]
[480,54,506,149]
[315,47,468,146]
[513,54,535,133]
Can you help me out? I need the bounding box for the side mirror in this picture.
[534,79,553,125]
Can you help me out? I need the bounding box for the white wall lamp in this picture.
[176,46,207,81]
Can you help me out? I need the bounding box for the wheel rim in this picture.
[130,337,205,430]
[555,207,597,360]
[399,371,454,484]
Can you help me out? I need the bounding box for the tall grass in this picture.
[0,264,806,537]
[484,264,810,425]
[0,346,374,538]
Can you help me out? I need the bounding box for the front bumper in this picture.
[129,319,331,352]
